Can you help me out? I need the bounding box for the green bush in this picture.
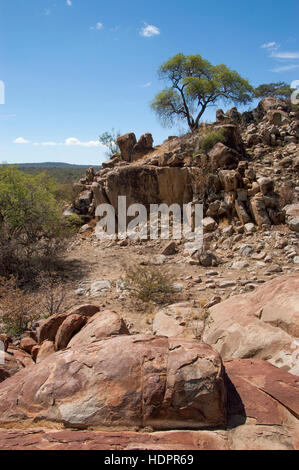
[64,213,84,230]
[197,128,227,154]
[0,166,69,279]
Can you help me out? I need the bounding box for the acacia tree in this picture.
[254,82,294,100]
[151,53,254,131]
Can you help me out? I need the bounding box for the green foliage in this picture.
[0,166,70,279]
[122,264,176,304]
[99,128,121,158]
[0,166,62,243]
[151,53,254,130]
[197,127,227,153]
[64,213,84,230]
[255,82,294,100]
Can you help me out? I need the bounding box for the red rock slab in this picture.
[0,428,228,450]
[225,358,299,425]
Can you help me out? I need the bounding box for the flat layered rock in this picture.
[0,428,228,450]
[225,358,299,425]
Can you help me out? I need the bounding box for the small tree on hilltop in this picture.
[151,53,254,131]
[99,128,121,158]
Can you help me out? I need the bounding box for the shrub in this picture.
[64,213,84,230]
[0,276,40,336]
[99,129,121,159]
[197,127,227,154]
[122,264,176,304]
[36,273,74,318]
[0,166,70,279]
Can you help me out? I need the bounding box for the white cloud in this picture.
[90,21,104,31]
[261,42,278,49]
[65,137,102,147]
[13,137,30,144]
[66,0,72,6]
[270,51,299,59]
[140,81,152,88]
[140,24,160,38]
[29,138,104,148]
[271,64,299,73]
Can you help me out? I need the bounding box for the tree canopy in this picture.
[151,53,254,131]
[254,82,294,100]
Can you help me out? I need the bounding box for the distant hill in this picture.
[15,162,101,169]
[6,162,101,183]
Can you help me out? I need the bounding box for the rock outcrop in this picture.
[70,98,299,234]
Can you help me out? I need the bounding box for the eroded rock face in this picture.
[203,274,299,374]
[0,336,226,430]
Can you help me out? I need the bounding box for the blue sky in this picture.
[0,0,299,165]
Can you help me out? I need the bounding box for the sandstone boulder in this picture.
[117,133,137,162]
[0,336,226,430]
[203,274,299,374]
[208,143,240,169]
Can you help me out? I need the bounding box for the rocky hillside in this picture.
[0,97,298,451]
[70,97,299,236]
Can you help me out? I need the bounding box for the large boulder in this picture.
[133,133,154,155]
[0,336,226,430]
[208,143,240,169]
[116,133,137,162]
[203,275,299,374]
[104,165,196,214]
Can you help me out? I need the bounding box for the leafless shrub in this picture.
[0,276,40,336]
[36,273,74,318]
